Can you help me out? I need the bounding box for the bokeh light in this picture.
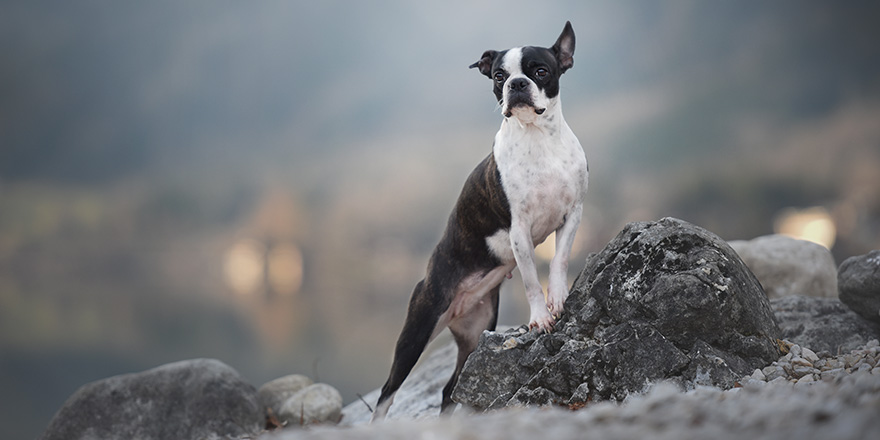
[774,207,837,249]
[224,239,266,296]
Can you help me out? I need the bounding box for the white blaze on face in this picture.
[502,47,524,79]
[500,47,524,118]
[500,47,551,124]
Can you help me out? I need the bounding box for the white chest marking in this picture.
[486,111,588,262]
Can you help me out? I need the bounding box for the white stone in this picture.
[791,356,812,367]
[258,374,314,415]
[750,369,766,381]
[796,374,816,384]
[279,383,343,427]
[728,235,837,299]
[802,347,820,363]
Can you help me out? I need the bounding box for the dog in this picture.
[372,21,587,421]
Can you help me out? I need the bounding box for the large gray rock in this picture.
[772,295,880,354]
[728,234,838,299]
[838,250,880,324]
[453,218,781,410]
[40,359,263,440]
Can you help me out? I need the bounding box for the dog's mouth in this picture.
[503,95,546,118]
[504,103,546,118]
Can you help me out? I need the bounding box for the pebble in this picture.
[502,337,518,350]
[750,369,766,381]
[742,378,765,388]
[790,357,812,367]
[821,368,845,382]
[843,354,860,368]
[739,339,880,387]
[792,365,817,379]
[796,374,816,384]
[802,347,819,363]
[766,367,786,381]
[768,376,788,385]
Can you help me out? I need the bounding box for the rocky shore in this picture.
[38,219,880,440]
[274,367,880,440]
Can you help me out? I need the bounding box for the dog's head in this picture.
[470,22,575,123]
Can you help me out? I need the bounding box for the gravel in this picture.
[265,340,880,440]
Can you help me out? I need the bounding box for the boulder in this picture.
[453,218,781,410]
[259,374,314,418]
[771,295,880,354]
[40,358,263,440]
[278,383,343,427]
[838,250,880,324]
[728,235,837,299]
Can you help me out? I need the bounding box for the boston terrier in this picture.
[372,21,587,421]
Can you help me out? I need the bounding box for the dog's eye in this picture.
[494,72,505,83]
[536,68,548,78]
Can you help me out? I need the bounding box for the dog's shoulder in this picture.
[457,152,510,226]
[463,153,509,213]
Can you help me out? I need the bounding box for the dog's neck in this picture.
[499,97,565,139]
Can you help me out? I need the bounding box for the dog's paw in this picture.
[528,308,555,333]
[546,288,568,318]
[546,280,569,317]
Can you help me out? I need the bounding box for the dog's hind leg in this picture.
[372,279,450,422]
[441,283,501,413]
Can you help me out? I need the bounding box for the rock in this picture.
[40,359,262,440]
[750,368,766,381]
[802,347,820,363]
[453,218,781,410]
[278,383,343,427]
[340,342,457,425]
[796,374,815,384]
[771,296,880,354]
[259,374,314,418]
[728,235,838,299]
[838,250,880,324]
[264,371,880,440]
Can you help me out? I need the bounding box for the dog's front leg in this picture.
[547,204,582,317]
[510,223,555,332]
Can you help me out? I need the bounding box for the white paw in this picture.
[528,307,555,333]
[547,284,569,317]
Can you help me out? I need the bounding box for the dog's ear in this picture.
[552,21,575,74]
[469,50,497,78]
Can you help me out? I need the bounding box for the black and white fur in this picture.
[372,22,587,421]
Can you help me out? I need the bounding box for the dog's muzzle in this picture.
[504,78,545,117]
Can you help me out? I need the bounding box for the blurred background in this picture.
[2,1,879,438]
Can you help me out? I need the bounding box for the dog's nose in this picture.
[509,78,529,92]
